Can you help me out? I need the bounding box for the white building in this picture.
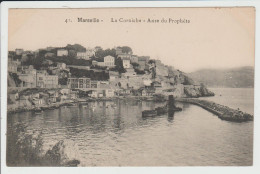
[77,52,88,59]
[104,55,115,67]
[36,71,59,88]
[122,58,131,68]
[97,62,105,67]
[105,89,115,97]
[57,49,68,57]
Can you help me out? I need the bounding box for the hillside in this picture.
[188,66,254,88]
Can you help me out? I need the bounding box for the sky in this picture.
[8,8,255,72]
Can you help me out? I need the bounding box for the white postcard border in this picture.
[1,1,260,174]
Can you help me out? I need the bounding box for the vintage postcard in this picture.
[0,1,258,172]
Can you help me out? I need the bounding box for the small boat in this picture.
[67,103,77,107]
[155,106,168,115]
[34,108,43,114]
[169,107,182,112]
[142,110,157,117]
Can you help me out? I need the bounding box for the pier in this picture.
[176,98,253,122]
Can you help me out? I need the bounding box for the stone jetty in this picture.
[176,98,253,122]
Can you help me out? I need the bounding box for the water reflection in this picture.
[167,110,175,122]
[7,98,253,166]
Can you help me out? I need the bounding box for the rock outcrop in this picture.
[44,140,80,166]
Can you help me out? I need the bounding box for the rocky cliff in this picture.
[154,61,214,98]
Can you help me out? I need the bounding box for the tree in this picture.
[65,44,86,52]
[118,46,132,54]
[114,57,126,73]
[94,48,116,59]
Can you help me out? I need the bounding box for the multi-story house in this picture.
[36,70,59,88]
[68,77,98,89]
[122,58,131,69]
[118,53,131,60]
[77,52,88,59]
[91,81,98,88]
[67,78,79,89]
[138,56,150,70]
[57,49,68,57]
[78,78,91,88]
[130,55,138,63]
[104,55,115,67]
[18,66,37,87]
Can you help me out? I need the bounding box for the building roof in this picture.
[138,56,150,61]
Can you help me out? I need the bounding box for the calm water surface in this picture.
[8,88,254,166]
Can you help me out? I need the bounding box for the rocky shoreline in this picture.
[7,96,166,114]
[176,98,253,122]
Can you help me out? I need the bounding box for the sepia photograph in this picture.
[2,5,256,168]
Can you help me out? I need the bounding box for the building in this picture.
[8,60,21,73]
[78,78,91,88]
[92,60,98,66]
[104,55,115,67]
[122,58,131,68]
[67,77,98,89]
[138,56,150,70]
[97,62,105,67]
[18,66,37,87]
[141,87,155,96]
[94,46,102,52]
[77,52,88,59]
[130,55,138,63]
[105,89,115,97]
[45,52,55,58]
[67,78,79,89]
[122,68,136,78]
[36,71,59,88]
[91,81,98,88]
[118,53,131,60]
[15,49,24,56]
[43,59,53,65]
[57,49,68,57]
[109,71,119,81]
[57,62,67,70]
[46,47,55,51]
[8,91,19,102]
[116,47,123,55]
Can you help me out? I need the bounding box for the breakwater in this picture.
[176,98,253,122]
